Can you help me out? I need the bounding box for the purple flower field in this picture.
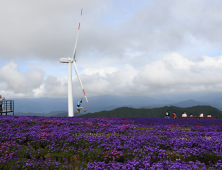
[1,115,222,169]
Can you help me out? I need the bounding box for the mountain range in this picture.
[5,92,222,115]
[80,105,222,118]
[7,105,222,118]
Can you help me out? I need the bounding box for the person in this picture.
[190,113,193,117]
[0,95,5,112]
[199,112,204,117]
[182,112,187,117]
[165,110,170,118]
[75,98,86,115]
[173,112,176,119]
[207,114,211,117]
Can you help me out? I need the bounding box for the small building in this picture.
[0,100,14,116]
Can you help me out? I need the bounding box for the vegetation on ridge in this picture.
[80,105,222,118]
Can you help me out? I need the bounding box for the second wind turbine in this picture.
[60,9,90,117]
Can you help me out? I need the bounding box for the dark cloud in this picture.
[1,0,222,64]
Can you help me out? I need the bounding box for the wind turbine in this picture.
[60,9,90,117]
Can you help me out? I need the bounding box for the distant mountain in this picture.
[152,92,222,103]
[141,100,207,109]
[7,105,222,118]
[80,105,222,118]
[7,111,85,117]
[7,112,46,117]
[141,99,222,112]
[46,111,67,117]
[209,97,222,111]
[171,99,208,108]
[51,112,85,117]
[194,92,222,103]
[7,95,175,113]
[5,94,222,114]
[141,104,167,109]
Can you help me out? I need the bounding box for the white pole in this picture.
[68,62,74,117]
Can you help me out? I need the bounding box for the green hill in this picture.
[80,105,222,118]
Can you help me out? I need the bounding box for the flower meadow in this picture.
[1,116,222,170]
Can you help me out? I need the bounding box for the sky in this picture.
[1,0,222,99]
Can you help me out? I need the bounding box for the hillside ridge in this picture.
[80,105,222,118]
[6,105,222,118]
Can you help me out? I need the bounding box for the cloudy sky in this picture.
[1,0,222,99]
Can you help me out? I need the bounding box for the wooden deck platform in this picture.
[0,110,14,113]
[0,110,14,116]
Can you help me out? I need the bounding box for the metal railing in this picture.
[0,100,14,116]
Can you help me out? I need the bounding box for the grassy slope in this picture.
[80,105,222,118]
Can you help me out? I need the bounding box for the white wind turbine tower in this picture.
[60,9,90,117]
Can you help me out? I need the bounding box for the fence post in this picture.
[6,101,7,116]
[13,101,14,116]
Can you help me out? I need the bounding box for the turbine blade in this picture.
[74,51,76,62]
[72,8,83,61]
[73,62,90,109]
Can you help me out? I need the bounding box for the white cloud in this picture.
[43,76,68,97]
[0,62,44,95]
[81,67,119,77]
[1,53,222,98]
[162,53,195,71]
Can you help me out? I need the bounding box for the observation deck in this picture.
[0,100,14,116]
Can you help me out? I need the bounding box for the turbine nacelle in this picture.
[60,57,73,63]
